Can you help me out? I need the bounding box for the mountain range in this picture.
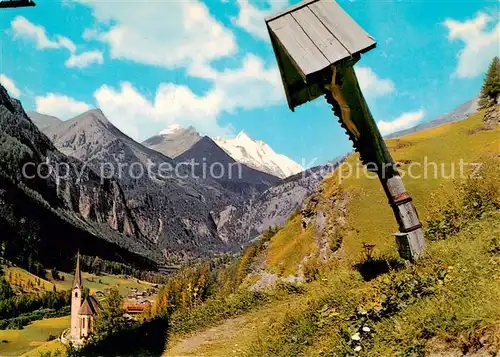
[35,108,238,264]
[176,136,281,196]
[142,125,304,179]
[386,97,478,138]
[27,111,62,131]
[10,86,479,270]
[142,125,202,159]
[23,104,342,262]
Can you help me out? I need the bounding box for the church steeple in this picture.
[73,251,82,289]
[70,250,83,342]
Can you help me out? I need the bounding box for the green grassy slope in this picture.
[323,109,498,259]
[244,109,500,356]
[165,109,500,356]
[265,217,317,277]
[269,108,499,273]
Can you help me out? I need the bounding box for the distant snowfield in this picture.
[159,124,185,136]
[215,131,304,179]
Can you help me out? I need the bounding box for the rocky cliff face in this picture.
[0,84,159,269]
[38,109,235,263]
[216,157,345,243]
[483,105,499,129]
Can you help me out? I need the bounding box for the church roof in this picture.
[78,295,101,316]
[88,295,102,312]
[73,252,82,289]
[78,299,95,315]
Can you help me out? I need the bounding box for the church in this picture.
[70,253,101,345]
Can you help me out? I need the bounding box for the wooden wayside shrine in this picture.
[0,0,35,8]
[266,0,426,261]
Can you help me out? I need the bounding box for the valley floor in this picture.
[0,316,68,356]
[0,269,157,357]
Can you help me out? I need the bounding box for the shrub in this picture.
[425,159,499,240]
[302,257,321,283]
[275,281,305,295]
[170,290,270,335]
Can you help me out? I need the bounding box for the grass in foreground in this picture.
[164,110,499,356]
[245,211,499,356]
[244,110,500,356]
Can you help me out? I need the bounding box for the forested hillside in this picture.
[0,84,159,273]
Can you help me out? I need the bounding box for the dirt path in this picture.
[164,298,300,357]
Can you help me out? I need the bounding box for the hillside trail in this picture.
[164,297,300,357]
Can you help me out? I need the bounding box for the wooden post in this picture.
[264,0,426,261]
[326,65,426,261]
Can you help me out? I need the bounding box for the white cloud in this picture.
[94,82,226,141]
[0,74,22,97]
[377,110,425,136]
[355,66,396,98]
[11,16,60,49]
[77,0,235,75]
[233,0,289,40]
[73,0,286,138]
[35,93,91,120]
[93,54,283,140]
[56,35,77,53]
[444,12,500,78]
[65,51,104,68]
[213,54,283,112]
[11,16,103,69]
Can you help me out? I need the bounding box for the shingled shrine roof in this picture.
[265,0,376,110]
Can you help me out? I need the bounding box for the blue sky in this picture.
[0,0,498,168]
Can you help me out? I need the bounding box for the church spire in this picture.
[73,250,82,289]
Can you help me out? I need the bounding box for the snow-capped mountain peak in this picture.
[143,125,201,158]
[235,130,252,141]
[159,124,185,136]
[215,132,303,179]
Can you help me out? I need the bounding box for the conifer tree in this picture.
[479,56,500,109]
